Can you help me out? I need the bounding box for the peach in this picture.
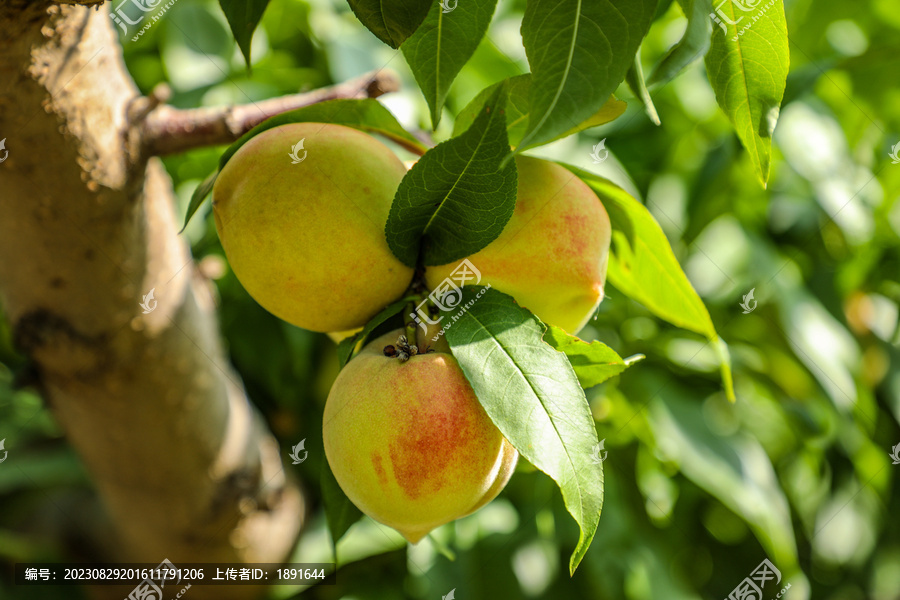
[323,329,517,543]
[425,156,611,334]
[213,123,413,332]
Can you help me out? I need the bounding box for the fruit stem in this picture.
[404,301,419,352]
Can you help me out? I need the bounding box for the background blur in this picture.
[2,0,900,598]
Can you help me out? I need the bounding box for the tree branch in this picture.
[0,5,308,597]
[139,70,401,157]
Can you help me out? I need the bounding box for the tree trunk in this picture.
[0,2,374,597]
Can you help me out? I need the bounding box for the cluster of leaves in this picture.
[221,0,788,187]
[192,0,796,573]
[109,0,900,592]
[185,88,728,572]
[2,0,898,599]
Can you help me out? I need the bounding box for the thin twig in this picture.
[139,70,401,157]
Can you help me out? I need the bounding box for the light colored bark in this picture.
[141,70,400,157]
[0,2,378,596]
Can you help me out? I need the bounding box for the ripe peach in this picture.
[425,156,611,333]
[323,329,517,543]
[213,123,413,332]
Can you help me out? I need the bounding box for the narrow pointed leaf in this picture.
[517,0,657,152]
[402,0,499,128]
[648,0,713,86]
[385,86,517,267]
[219,0,271,68]
[347,0,435,48]
[443,287,603,574]
[543,325,638,388]
[564,165,735,401]
[704,0,789,186]
[337,299,408,367]
[625,49,661,125]
[181,169,218,233]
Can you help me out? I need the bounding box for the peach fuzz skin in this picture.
[212,122,413,333]
[425,156,611,334]
[323,329,518,543]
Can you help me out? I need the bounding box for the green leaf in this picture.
[336,336,361,370]
[645,391,798,570]
[654,0,676,20]
[337,299,408,368]
[625,48,661,126]
[443,287,603,575]
[321,459,364,548]
[401,0,499,129]
[452,75,627,150]
[647,0,713,87]
[517,0,657,152]
[346,0,435,48]
[564,165,735,402]
[181,169,218,233]
[542,325,641,388]
[219,0,270,68]
[385,86,517,268]
[182,99,424,231]
[704,0,789,186]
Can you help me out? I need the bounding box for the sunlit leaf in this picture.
[565,165,735,401]
[444,287,603,574]
[517,0,656,151]
[704,0,789,186]
[402,0,498,128]
[543,325,639,388]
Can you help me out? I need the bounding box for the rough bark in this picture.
[0,2,384,597]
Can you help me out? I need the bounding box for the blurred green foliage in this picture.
[2,0,900,599]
